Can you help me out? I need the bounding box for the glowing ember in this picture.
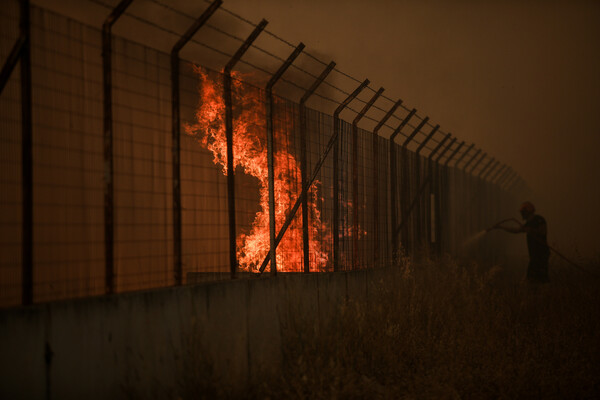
[185,67,330,272]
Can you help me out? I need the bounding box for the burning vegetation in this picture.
[184,67,331,272]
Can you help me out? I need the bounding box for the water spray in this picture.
[462,218,522,248]
[484,218,598,278]
[485,218,522,232]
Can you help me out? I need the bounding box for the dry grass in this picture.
[254,257,600,399]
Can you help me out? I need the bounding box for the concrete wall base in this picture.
[0,267,402,399]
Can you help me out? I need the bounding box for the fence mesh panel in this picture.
[0,3,518,307]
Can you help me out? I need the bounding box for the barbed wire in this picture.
[90,0,481,159]
[194,0,443,133]
[162,2,439,130]
[148,0,459,150]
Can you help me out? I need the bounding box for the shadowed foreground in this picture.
[179,257,600,399]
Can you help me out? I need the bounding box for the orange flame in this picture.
[185,67,330,272]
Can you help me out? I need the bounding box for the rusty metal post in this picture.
[372,99,404,266]
[440,139,462,251]
[444,140,464,167]
[257,78,368,274]
[299,62,335,273]
[391,109,416,144]
[416,124,439,156]
[501,173,513,190]
[499,167,512,185]
[490,163,507,183]
[428,133,451,162]
[439,138,458,252]
[171,0,221,286]
[462,147,480,170]
[395,174,432,238]
[427,132,450,249]
[393,132,450,241]
[415,122,438,251]
[483,160,500,180]
[437,137,457,254]
[103,0,133,295]
[395,109,417,255]
[403,117,431,192]
[432,136,454,252]
[402,117,429,148]
[19,0,32,305]
[469,152,486,174]
[515,178,526,193]
[389,108,416,260]
[435,136,456,164]
[399,112,425,254]
[496,168,514,188]
[478,157,496,178]
[333,80,369,272]
[351,87,383,269]
[510,175,522,192]
[224,20,268,278]
[454,143,474,168]
[496,167,512,186]
[503,172,518,190]
[265,43,305,276]
[507,175,521,192]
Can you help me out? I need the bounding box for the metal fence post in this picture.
[506,174,520,192]
[171,0,221,286]
[462,147,480,171]
[426,132,449,250]
[393,131,449,244]
[389,109,416,260]
[257,80,368,274]
[427,133,451,162]
[223,20,268,278]
[372,100,404,266]
[333,79,369,271]
[444,140,464,167]
[479,157,496,179]
[490,163,507,183]
[486,161,501,181]
[414,123,438,251]
[435,136,455,164]
[402,117,430,164]
[398,111,423,255]
[102,0,133,295]
[19,0,33,305]
[351,87,383,269]
[469,152,486,174]
[503,172,518,190]
[299,62,335,273]
[433,135,454,253]
[508,176,521,193]
[265,43,305,276]
[415,124,439,155]
[499,169,514,188]
[454,143,474,168]
[495,167,510,186]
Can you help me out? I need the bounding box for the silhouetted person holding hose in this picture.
[493,202,550,283]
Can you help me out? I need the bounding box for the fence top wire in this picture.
[191,0,442,133]
[85,0,491,164]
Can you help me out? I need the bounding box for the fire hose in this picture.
[487,218,599,278]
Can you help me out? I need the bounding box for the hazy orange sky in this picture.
[35,0,600,258]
